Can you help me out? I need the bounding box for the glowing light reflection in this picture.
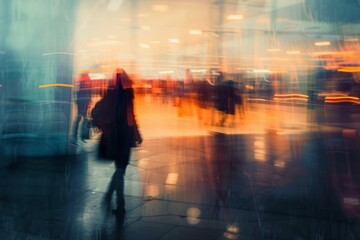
[224,224,240,239]
[166,173,178,185]
[145,185,160,198]
[42,52,76,56]
[186,208,201,225]
[39,84,73,88]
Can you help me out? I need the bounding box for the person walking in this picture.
[95,69,142,217]
[71,73,91,144]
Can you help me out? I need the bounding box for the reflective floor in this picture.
[1,98,360,240]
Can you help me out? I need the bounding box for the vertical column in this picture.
[0,0,78,157]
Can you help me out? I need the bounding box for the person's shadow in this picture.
[94,196,125,239]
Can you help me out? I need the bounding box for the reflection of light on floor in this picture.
[224,224,240,239]
[133,95,319,139]
[274,159,285,168]
[254,151,266,161]
[254,137,266,162]
[145,185,160,198]
[254,139,265,148]
[343,197,360,206]
[166,173,178,185]
[186,207,201,225]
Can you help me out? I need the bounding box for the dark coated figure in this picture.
[95,69,142,217]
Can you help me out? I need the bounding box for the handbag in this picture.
[98,123,120,160]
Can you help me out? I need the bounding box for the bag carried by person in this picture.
[98,122,120,160]
[90,93,117,130]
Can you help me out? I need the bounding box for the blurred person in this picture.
[196,78,211,124]
[179,69,196,117]
[71,73,91,144]
[215,80,236,127]
[93,68,142,217]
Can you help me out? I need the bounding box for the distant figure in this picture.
[196,79,211,123]
[97,69,142,217]
[71,73,91,144]
[215,80,236,127]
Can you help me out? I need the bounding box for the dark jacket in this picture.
[97,88,142,168]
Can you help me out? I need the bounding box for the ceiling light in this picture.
[286,50,300,54]
[227,15,243,20]
[168,38,180,43]
[159,70,174,74]
[152,4,169,12]
[315,41,330,46]
[253,69,271,73]
[190,69,206,73]
[139,43,150,49]
[189,30,202,35]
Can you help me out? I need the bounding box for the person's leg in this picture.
[113,144,131,216]
[113,167,126,215]
[105,171,116,200]
[80,115,88,142]
[103,170,116,215]
[71,114,82,143]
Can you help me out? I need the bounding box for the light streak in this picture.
[325,96,360,104]
[314,41,331,46]
[168,38,180,43]
[39,83,73,88]
[41,52,76,56]
[338,67,360,73]
[189,30,202,35]
[227,15,243,20]
[273,94,309,102]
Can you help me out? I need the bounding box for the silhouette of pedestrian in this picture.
[98,69,142,217]
[71,73,91,144]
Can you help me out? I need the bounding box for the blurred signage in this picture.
[88,72,106,80]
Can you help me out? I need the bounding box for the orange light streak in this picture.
[38,84,74,88]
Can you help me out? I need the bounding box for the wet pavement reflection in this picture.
[1,128,360,239]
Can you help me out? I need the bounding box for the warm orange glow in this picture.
[39,83,74,88]
[274,94,308,98]
[186,208,201,225]
[325,96,360,104]
[337,67,360,72]
[165,173,179,185]
[273,94,308,102]
[227,15,243,20]
[314,41,331,46]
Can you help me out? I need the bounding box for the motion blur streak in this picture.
[38,84,74,88]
